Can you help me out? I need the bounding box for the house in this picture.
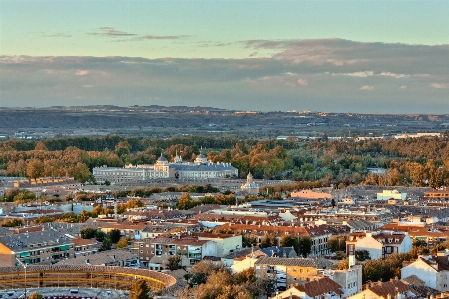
[193,232,242,257]
[348,278,419,299]
[346,231,412,259]
[70,237,99,256]
[321,265,363,296]
[95,222,146,240]
[56,248,139,267]
[254,256,320,289]
[0,230,74,267]
[377,223,449,247]
[270,277,344,299]
[377,190,407,201]
[401,253,449,292]
[133,234,217,268]
[218,223,332,256]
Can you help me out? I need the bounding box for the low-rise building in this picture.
[0,230,74,266]
[270,276,344,299]
[57,248,138,267]
[346,231,412,259]
[133,234,217,268]
[255,256,320,289]
[377,189,407,201]
[401,253,449,292]
[348,279,419,299]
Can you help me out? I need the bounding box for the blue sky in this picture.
[1,0,449,113]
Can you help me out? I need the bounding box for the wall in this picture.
[401,259,438,289]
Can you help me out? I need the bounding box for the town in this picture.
[1,134,449,299]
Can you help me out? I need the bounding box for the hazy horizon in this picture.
[1,1,448,114]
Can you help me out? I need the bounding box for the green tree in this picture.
[100,237,112,251]
[166,256,182,271]
[130,280,150,299]
[107,229,122,243]
[298,236,313,257]
[80,227,98,239]
[327,235,346,253]
[355,249,371,261]
[95,230,106,242]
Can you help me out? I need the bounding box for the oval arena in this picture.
[0,265,176,292]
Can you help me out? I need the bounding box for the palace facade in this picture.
[93,153,238,184]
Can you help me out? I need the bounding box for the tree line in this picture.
[1,136,449,187]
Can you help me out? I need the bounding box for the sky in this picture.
[1,0,449,113]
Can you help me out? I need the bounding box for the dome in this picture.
[158,154,168,162]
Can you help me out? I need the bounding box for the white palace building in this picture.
[93,153,238,184]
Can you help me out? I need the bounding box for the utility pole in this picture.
[16,258,27,299]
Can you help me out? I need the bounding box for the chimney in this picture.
[378,280,382,286]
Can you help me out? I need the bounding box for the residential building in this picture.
[347,279,419,299]
[376,189,407,201]
[321,265,363,296]
[133,234,217,268]
[0,230,74,267]
[218,223,332,256]
[254,256,320,289]
[401,253,449,292]
[57,248,138,267]
[95,222,146,240]
[346,231,412,259]
[270,276,344,299]
[194,232,242,257]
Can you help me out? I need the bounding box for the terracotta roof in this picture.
[12,225,44,234]
[72,237,97,247]
[293,277,343,297]
[366,280,419,298]
[402,275,425,286]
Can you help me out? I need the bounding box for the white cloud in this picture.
[360,85,374,91]
[429,83,449,89]
[75,70,89,76]
[399,85,407,90]
[297,79,308,86]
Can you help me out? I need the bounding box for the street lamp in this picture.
[16,258,27,299]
